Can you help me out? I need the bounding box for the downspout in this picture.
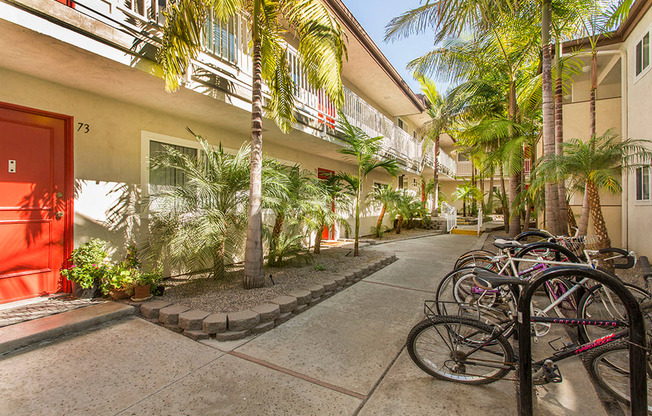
[561,49,628,248]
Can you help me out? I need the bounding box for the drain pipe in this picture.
[561,48,628,249]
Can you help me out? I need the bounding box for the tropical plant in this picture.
[60,239,111,289]
[144,133,285,280]
[267,165,316,266]
[101,262,138,295]
[453,182,482,217]
[533,131,652,248]
[158,0,347,289]
[366,184,400,238]
[416,75,458,217]
[337,114,400,255]
[265,231,312,266]
[303,174,351,254]
[391,192,422,234]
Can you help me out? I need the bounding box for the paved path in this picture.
[0,234,613,415]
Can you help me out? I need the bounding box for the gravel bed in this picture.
[156,247,384,313]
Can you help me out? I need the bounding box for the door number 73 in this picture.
[77,123,90,133]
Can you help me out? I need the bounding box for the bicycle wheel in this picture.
[515,230,551,244]
[585,340,652,413]
[454,250,496,270]
[543,277,578,318]
[455,255,499,271]
[577,283,652,344]
[406,315,514,384]
[435,267,516,334]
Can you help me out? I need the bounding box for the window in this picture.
[148,141,199,194]
[203,13,238,64]
[398,175,404,189]
[636,32,650,77]
[397,118,405,131]
[636,167,650,201]
[458,153,469,162]
[124,0,146,17]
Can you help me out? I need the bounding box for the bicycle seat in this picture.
[493,238,523,250]
[473,267,527,289]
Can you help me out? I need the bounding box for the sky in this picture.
[341,0,445,95]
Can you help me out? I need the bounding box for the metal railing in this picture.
[48,0,430,169]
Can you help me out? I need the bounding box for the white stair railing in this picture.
[441,201,457,233]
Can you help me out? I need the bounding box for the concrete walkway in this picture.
[0,234,614,415]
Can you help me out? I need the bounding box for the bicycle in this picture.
[407,268,651,412]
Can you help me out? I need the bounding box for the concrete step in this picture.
[0,302,134,355]
[451,228,482,236]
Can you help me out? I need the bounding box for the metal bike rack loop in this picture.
[517,266,648,415]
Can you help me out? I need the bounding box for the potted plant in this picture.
[60,239,110,299]
[101,262,137,300]
[132,269,162,301]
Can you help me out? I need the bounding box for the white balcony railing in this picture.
[55,0,431,170]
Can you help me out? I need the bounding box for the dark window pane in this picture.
[149,141,197,187]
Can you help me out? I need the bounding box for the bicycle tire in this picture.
[435,267,516,337]
[515,230,551,244]
[577,283,651,344]
[406,315,514,384]
[455,255,499,271]
[584,340,652,413]
[454,250,496,269]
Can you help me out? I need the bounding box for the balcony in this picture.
[45,0,432,171]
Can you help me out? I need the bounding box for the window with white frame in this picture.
[203,13,238,64]
[635,166,651,201]
[636,32,650,77]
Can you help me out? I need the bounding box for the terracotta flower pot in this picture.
[72,281,99,299]
[109,289,129,300]
[133,284,151,300]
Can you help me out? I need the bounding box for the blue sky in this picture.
[342,0,442,95]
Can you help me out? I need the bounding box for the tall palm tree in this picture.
[337,115,400,256]
[366,184,400,238]
[534,131,652,248]
[157,0,346,288]
[416,75,457,217]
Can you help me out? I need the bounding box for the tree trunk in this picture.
[462,200,466,217]
[431,136,440,216]
[524,202,531,231]
[586,180,611,249]
[213,241,226,279]
[268,212,285,267]
[542,2,559,235]
[314,225,323,254]
[508,81,521,237]
[375,205,386,237]
[396,216,403,234]
[500,164,509,233]
[243,31,265,289]
[577,183,591,237]
[554,42,568,235]
[488,173,494,213]
[567,203,578,231]
[590,51,597,138]
[353,185,360,257]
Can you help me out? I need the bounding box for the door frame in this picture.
[0,101,75,294]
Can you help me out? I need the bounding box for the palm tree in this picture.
[337,115,400,256]
[453,182,482,217]
[157,0,346,288]
[534,131,652,248]
[366,184,400,238]
[391,191,421,234]
[145,136,251,279]
[416,75,457,217]
[267,165,316,267]
[303,175,351,254]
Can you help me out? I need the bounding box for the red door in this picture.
[317,168,335,240]
[0,103,73,304]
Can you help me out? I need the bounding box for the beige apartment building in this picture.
[0,0,461,303]
[562,0,652,254]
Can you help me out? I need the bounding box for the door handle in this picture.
[55,211,64,219]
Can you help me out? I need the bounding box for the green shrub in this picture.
[60,239,111,289]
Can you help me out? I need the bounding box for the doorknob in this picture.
[55,211,64,219]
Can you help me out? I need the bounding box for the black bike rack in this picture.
[517,266,648,415]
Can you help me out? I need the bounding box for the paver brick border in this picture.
[134,253,397,341]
